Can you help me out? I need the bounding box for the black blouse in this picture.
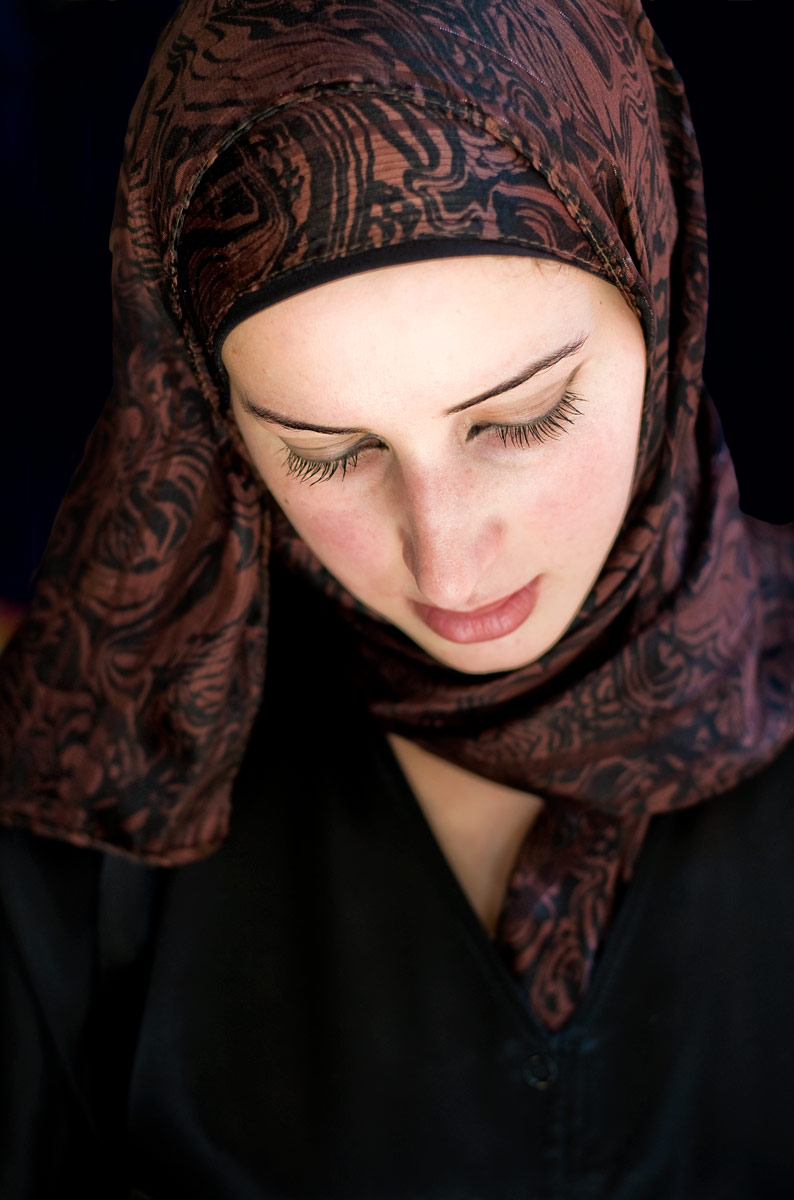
[2,568,793,1199]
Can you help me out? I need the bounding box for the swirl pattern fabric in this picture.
[1,0,792,1031]
[177,93,605,355]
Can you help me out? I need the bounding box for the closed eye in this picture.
[281,390,585,485]
[470,390,585,449]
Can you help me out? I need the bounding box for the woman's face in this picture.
[222,255,646,674]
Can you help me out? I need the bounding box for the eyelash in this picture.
[282,390,585,486]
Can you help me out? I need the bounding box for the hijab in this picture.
[1,0,792,1031]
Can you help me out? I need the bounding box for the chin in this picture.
[408,628,546,676]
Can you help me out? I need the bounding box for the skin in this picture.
[222,255,647,676]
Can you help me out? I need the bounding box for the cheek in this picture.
[275,484,394,584]
[247,432,391,582]
[518,417,637,564]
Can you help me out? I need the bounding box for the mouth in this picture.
[409,577,541,644]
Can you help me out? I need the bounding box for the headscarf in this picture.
[1,0,792,1032]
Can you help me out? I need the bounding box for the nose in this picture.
[398,465,502,610]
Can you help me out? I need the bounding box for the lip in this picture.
[410,577,541,644]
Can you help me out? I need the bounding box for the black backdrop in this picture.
[2,0,789,614]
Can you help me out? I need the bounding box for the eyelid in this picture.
[281,382,586,484]
[280,436,385,485]
[484,390,585,447]
[281,433,382,462]
[468,366,582,423]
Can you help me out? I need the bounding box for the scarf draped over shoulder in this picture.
[1,0,792,1030]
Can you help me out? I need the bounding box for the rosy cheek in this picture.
[518,425,629,558]
[280,488,391,580]
[567,437,623,517]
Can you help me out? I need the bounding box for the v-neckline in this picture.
[371,721,674,1045]
[385,731,545,937]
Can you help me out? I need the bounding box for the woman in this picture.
[1,1,792,1196]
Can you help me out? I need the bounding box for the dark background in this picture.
[1,0,790,622]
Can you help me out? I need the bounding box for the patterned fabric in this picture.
[1,0,792,1031]
[177,98,604,364]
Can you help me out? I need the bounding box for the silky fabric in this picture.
[176,104,605,366]
[0,1,792,1031]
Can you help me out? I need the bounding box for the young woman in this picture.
[1,2,792,1196]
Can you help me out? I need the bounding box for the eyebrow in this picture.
[238,332,589,434]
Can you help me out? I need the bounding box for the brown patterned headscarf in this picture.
[1,0,792,1032]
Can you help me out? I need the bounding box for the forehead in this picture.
[221,255,617,403]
